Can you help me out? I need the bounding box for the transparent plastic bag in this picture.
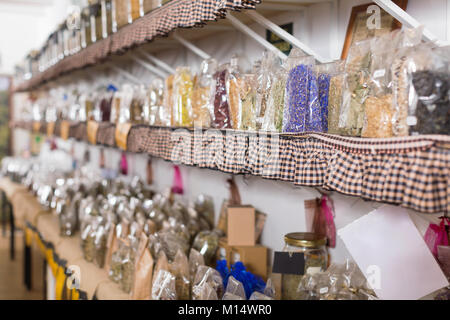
[410,70,450,135]
[147,78,165,125]
[195,282,218,300]
[163,74,174,126]
[173,67,194,127]
[212,64,232,129]
[340,40,372,136]
[194,194,215,229]
[151,269,177,300]
[188,248,205,283]
[226,55,243,129]
[239,74,257,131]
[192,266,224,300]
[262,67,287,132]
[327,62,345,134]
[192,230,220,266]
[169,249,190,300]
[390,28,426,136]
[94,223,109,268]
[249,292,273,300]
[256,51,279,130]
[224,276,246,300]
[118,84,134,124]
[282,49,316,133]
[130,85,147,124]
[192,59,217,128]
[158,231,189,262]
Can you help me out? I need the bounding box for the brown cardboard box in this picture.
[217,238,268,280]
[227,206,255,246]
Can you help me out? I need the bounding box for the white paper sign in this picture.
[338,205,449,300]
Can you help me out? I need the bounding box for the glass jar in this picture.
[113,0,130,31]
[82,8,92,47]
[281,232,328,300]
[129,0,142,22]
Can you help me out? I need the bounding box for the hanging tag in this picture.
[120,152,128,175]
[46,122,55,136]
[146,158,153,185]
[171,165,183,194]
[60,120,70,140]
[272,252,305,275]
[87,120,99,145]
[115,122,132,150]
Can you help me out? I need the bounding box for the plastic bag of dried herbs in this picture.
[129,85,147,124]
[361,32,403,138]
[151,269,177,300]
[262,66,287,132]
[120,234,140,293]
[390,27,425,136]
[162,74,174,126]
[169,249,191,300]
[188,248,205,283]
[224,276,246,300]
[146,78,164,125]
[282,48,316,133]
[192,230,220,266]
[81,216,102,263]
[239,73,258,131]
[194,194,215,230]
[410,70,450,135]
[255,51,280,130]
[327,61,346,135]
[192,266,224,300]
[192,59,217,128]
[173,67,194,127]
[212,64,232,129]
[340,39,372,136]
[118,84,134,124]
[225,55,244,130]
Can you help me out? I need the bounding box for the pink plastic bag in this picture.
[171,165,184,195]
[313,195,336,248]
[424,217,449,258]
[120,152,128,175]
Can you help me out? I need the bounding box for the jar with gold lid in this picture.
[281,232,328,300]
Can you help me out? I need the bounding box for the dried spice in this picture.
[114,0,129,29]
[94,225,108,268]
[227,75,242,129]
[361,95,394,138]
[192,59,217,128]
[212,67,232,129]
[262,71,286,132]
[340,41,372,136]
[239,74,257,131]
[169,250,191,300]
[143,0,154,13]
[283,64,311,133]
[163,75,175,126]
[192,230,219,266]
[327,75,345,135]
[173,67,193,127]
[130,0,141,22]
[411,70,450,135]
[318,73,331,132]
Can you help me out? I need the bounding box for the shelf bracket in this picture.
[226,13,287,61]
[172,33,211,60]
[137,49,176,74]
[129,54,168,79]
[245,10,329,63]
[110,65,144,85]
[373,0,445,45]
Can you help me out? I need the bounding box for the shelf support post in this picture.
[129,54,168,78]
[226,13,287,61]
[172,33,211,60]
[137,49,176,74]
[373,0,445,45]
[110,65,144,85]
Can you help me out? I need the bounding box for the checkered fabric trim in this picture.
[137,126,450,214]
[14,1,259,91]
[96,122,116,147]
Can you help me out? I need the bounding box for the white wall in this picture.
[12,0,447,266]
[0,0,72,75]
